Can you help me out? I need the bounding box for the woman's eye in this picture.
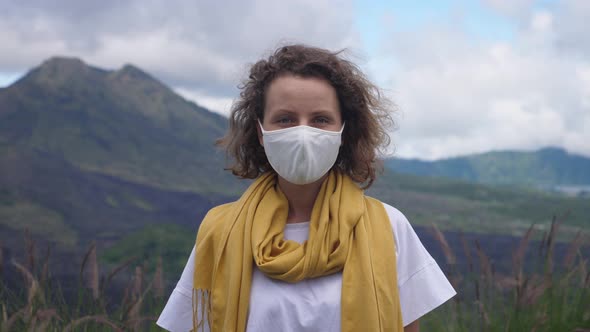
[314,117,330,124]
[277,118,292,124]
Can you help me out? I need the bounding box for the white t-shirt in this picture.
[157,202,456,332]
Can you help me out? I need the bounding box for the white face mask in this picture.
[259,121,345,185]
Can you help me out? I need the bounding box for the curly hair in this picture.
[216,44,395,188]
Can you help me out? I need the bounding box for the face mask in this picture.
[259,121,345,185]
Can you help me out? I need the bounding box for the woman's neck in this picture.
[277,174,327,223]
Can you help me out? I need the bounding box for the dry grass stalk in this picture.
[563,231,584,269]
[80,241,99,299]
[431,223,456,265]
[476,300,490,328]
[582,260,589,288]
[494,273,518,291]
[88,243,99,300]
[545,213,567,276]
[519,275,550,307]
[120,277,133,311]
[538,230,548,259]
[459,232,473,273]
[127,273,154,332]
[31,308,60,332]
[11,260,43,310]
[63,315,123,332]
[558,263,582,289]
[2,303,7,324]
[513,223,535,274]
[80,242,95,284]
[3,308,25,332]
[154,256,164,298]
[102,255,138,294]
[126,315,159,329]
[475,240,493,281]
[24,228,35,273]
[132,266,143,302]
[127,299,141,331]
[40,244,50,285]
[0,241,3,277]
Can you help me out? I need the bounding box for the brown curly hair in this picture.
[216,44,394,188]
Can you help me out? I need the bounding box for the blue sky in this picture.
[0,0,588,159]
[354,0,514,49]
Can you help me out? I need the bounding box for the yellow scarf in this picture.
[192,171,403,331]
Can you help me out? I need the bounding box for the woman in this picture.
[157,44,456,332]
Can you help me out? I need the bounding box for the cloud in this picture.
[174,87,235,116]
[378,0,590,159]
[552,0,590,56]
[0,0,358,96]
[481,0,536,18]
[1,0,588,160]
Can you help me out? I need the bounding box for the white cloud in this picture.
[379,0,590,160]
[0,0,358,96]
[1,0,588,160]
[174,87,234,116]
[481,0,535,18]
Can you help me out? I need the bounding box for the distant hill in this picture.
[385,148,590,189]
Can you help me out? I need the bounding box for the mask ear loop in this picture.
[257,119,267,134]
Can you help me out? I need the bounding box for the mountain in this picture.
[385,148,590,189]
[0,57,247,260]
[0,56,242,195]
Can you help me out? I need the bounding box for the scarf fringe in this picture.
[192,288,210,332]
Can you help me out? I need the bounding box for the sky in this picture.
[0,0,588,160]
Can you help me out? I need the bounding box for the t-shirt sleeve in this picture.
[157,245,209,332]
[383,202,457,327]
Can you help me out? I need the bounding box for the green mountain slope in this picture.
[0,56,248,263]
[0,56,242,195]
[0,146,233,249]
[385,148,590,188]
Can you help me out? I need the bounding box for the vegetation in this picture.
[369,172,590,239]
[1,217,588,331]
[1,229,166,331]
[101,224,196,277]
[421,216,590,331]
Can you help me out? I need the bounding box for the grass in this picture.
[1,230,166,331]
[421,216,590,332]
[1,216,588,331]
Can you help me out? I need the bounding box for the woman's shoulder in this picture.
[366,198,427,257]
[380,201,410,225]
[365,198,413,233]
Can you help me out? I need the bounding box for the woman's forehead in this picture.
[264,75,340,112]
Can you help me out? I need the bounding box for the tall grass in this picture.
[1,217,588,331]
[0,230,165,331]
[423,214,590,332]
